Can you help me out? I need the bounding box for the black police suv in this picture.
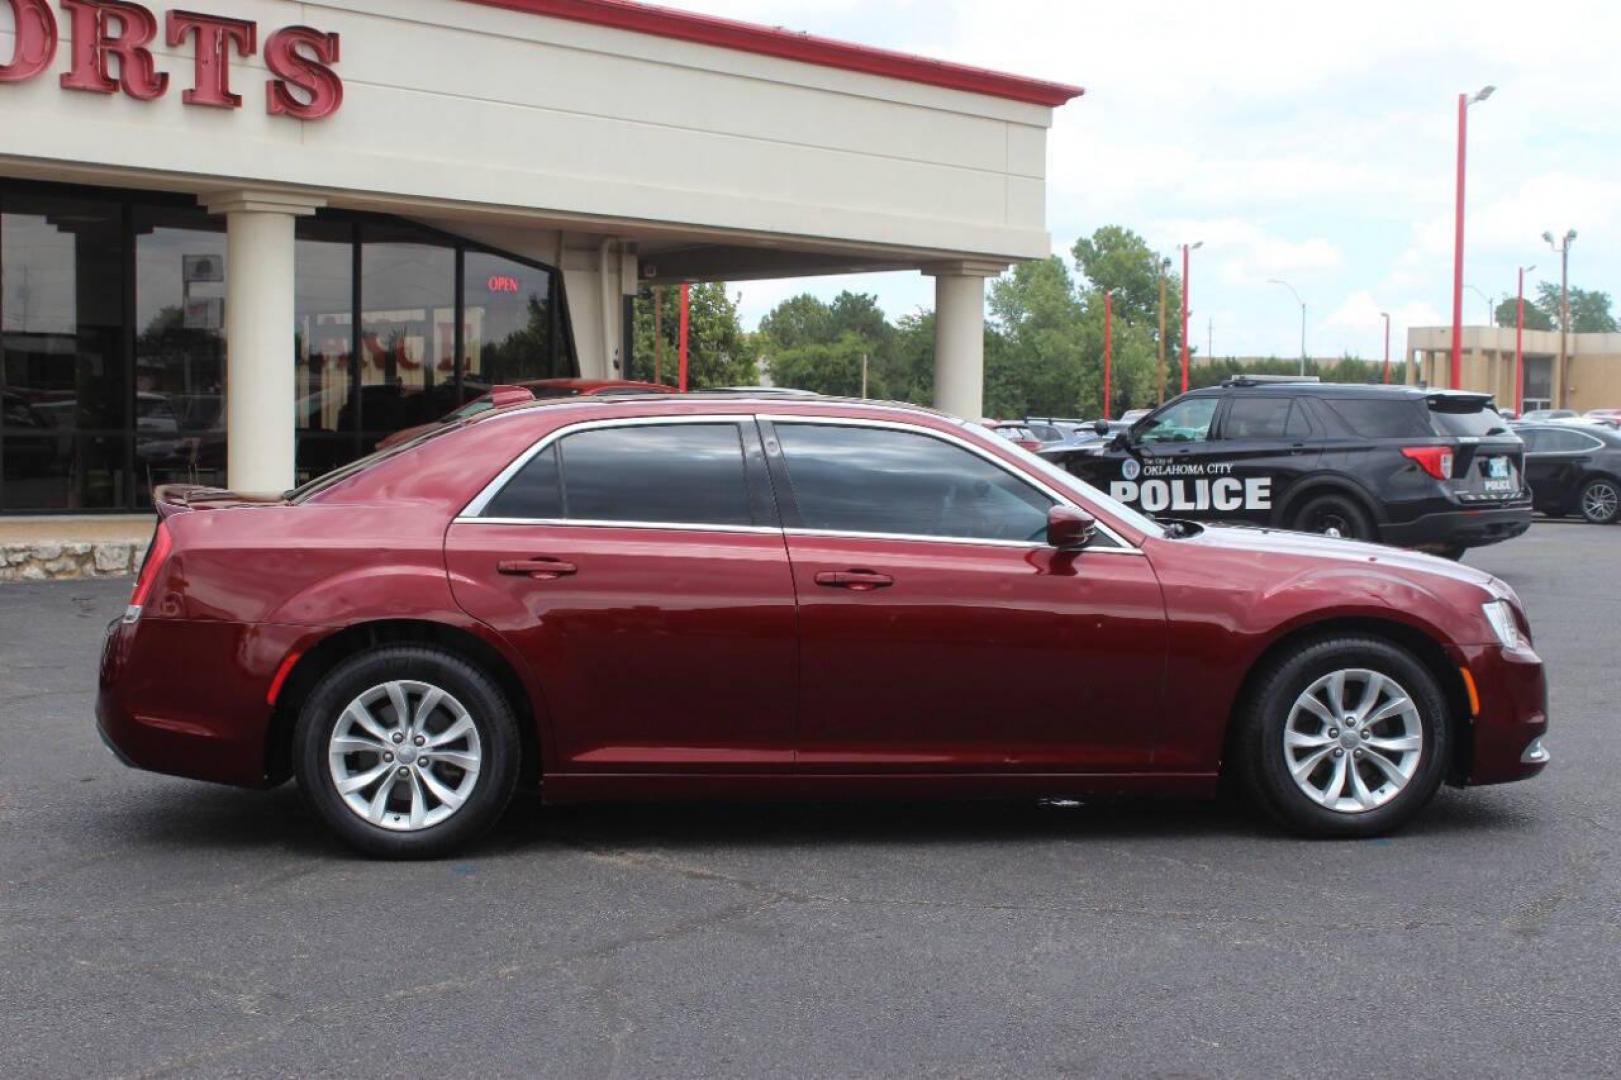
[1517,422,1621,524]
[1046,377,1532,557]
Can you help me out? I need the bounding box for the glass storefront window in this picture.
[463,250,565,389]
[133,204,228,500]
[296,218,356,483]
[1,192,127,510]
[1,179,576,512]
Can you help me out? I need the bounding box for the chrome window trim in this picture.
[454,516,779,536]
[761,413,1139,552]
[783,526,1141,554]
[458,414,757,520]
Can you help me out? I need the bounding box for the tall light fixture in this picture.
[1450,84,1496,389]
[1266,278,1306,375]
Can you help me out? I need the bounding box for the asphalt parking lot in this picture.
[1,521,1617,1078]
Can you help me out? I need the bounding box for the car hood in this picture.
[1171,522,1500,591]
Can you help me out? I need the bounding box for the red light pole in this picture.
[1180,241,1202,393]
[1515,263,1535,415]
[1381,311,1391,384]
[1450,85,1496,389]
[1102,289,1114,419]
[677,282,691,392]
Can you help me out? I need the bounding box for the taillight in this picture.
[124,523,173,623]
[1401,446,1454,480]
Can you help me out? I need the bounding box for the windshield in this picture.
[962,423,1166,539]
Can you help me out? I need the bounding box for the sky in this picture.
[656,0,1621,361]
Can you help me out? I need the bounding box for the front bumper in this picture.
[1380,499,1533,552]
[1453,641,1549,786]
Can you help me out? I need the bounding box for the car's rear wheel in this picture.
[1235,635,1450,837]
[293,645,521,858]
[1290,493,1373,541]
[1578,477,1620,524]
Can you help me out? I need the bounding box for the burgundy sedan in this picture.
[98,395,1549,857]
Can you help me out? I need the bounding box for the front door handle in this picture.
[815,569,893,591]
[498,557,577,580]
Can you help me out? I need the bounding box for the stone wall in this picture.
[0,541,140,583]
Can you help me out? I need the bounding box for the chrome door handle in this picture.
[498,558,577,580]
[814,570,893,591]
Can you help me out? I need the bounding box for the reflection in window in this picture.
[776,424,1052,542]
[1,193,126,509]
[358,225,456,452]
[463,251,564,389]
[134,205,228,498]
[295,218,355,482]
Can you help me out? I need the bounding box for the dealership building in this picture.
[1405,326,1621,413]
[0,0,1081,515]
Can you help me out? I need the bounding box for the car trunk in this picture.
[1427,395,1524,502]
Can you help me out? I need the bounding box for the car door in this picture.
[763,417,1169,772]
[1522,426,1603,513]
[1112,395,1227,519]
[1208,395,1323,526]
[446,416,799,771]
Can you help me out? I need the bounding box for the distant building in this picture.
[1405,327,1621,411]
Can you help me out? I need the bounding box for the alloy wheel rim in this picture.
[1283,668,1422,814]
[1582,482,1618,522]
[327,680,482,832]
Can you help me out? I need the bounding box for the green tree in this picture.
[1493,296,1554,331]
[629,283,757,387]
[757,294,834,350]
[762,331,872,396]
[986,256,1092,417]
[1534,283,1617,333]
[1070,226,1185,404]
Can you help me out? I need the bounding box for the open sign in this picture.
[487,275,522,294]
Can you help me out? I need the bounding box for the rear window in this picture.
[1428,404,1513,437]
[1321,398,1431,439]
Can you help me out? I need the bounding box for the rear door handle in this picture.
[815,570,893,591]
[498,557,577,580]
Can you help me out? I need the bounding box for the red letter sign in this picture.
[166,10,255,108]
[265,26,341,120]
[0,0,57,82]
[58,0,168,100]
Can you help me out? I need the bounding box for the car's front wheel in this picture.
[1235,635,1451,837]
[293,645,521,858]
[1578,477,1620,524]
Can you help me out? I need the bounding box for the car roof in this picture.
[1185,381,1474,399]
[463,390,955,429]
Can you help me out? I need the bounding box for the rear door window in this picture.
[1220,397,1293,439]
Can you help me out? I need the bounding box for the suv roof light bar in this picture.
[1220,375,1322,387]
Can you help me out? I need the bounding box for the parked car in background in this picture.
[98,393,1548,857]
[1518,422,1621,524]
[376,378,676,450]
[1046,378,1532,558]
[1519,409,1579,423]
[1581,409,1621,430]
[985,421,1043,452]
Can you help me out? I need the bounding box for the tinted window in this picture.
[484,444,562,518]
[561,424,754,526]
[1222,397,1293,439]
[1534,428,1604,453]
[1322,398,1430,438]
[1518,429,1545,453]
[776,423,1052,542]
[1138,397,1217,444]
[1430,404,1512,437]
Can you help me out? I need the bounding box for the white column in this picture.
[203,191,324,496]
[924,261,1006,420]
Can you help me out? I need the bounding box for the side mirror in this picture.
[1046,505,1097,551]
[1092,419,1111,436]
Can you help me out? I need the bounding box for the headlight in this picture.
[1482,599,1522,649]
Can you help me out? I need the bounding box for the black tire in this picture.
[1233,635,1451,838]
[1578,476,1621,524]
[293,645,522,858]
[1290,493,1374,541]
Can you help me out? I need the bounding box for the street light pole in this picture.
[1451,85,1496,390]
[1156,257,1170,405]
[1267,278,1306,374]
[1543,229,1576,407]
[1102,289,1114,420]
[1515,264,1535,415]
[1465,284,1493,326]
[1180,242,1201,393]
[1381,311,1391,384]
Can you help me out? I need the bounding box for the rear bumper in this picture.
[96,616,301,788]
[1453,641,1549,786]
[1380,499,1533,552]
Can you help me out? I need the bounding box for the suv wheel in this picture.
[1578,477,1620,524]
[294,645,521,858]
[1290,493,1373,541]
[1234,635,1450,837]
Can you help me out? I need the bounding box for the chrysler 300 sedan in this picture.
[97,394,1549,857]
